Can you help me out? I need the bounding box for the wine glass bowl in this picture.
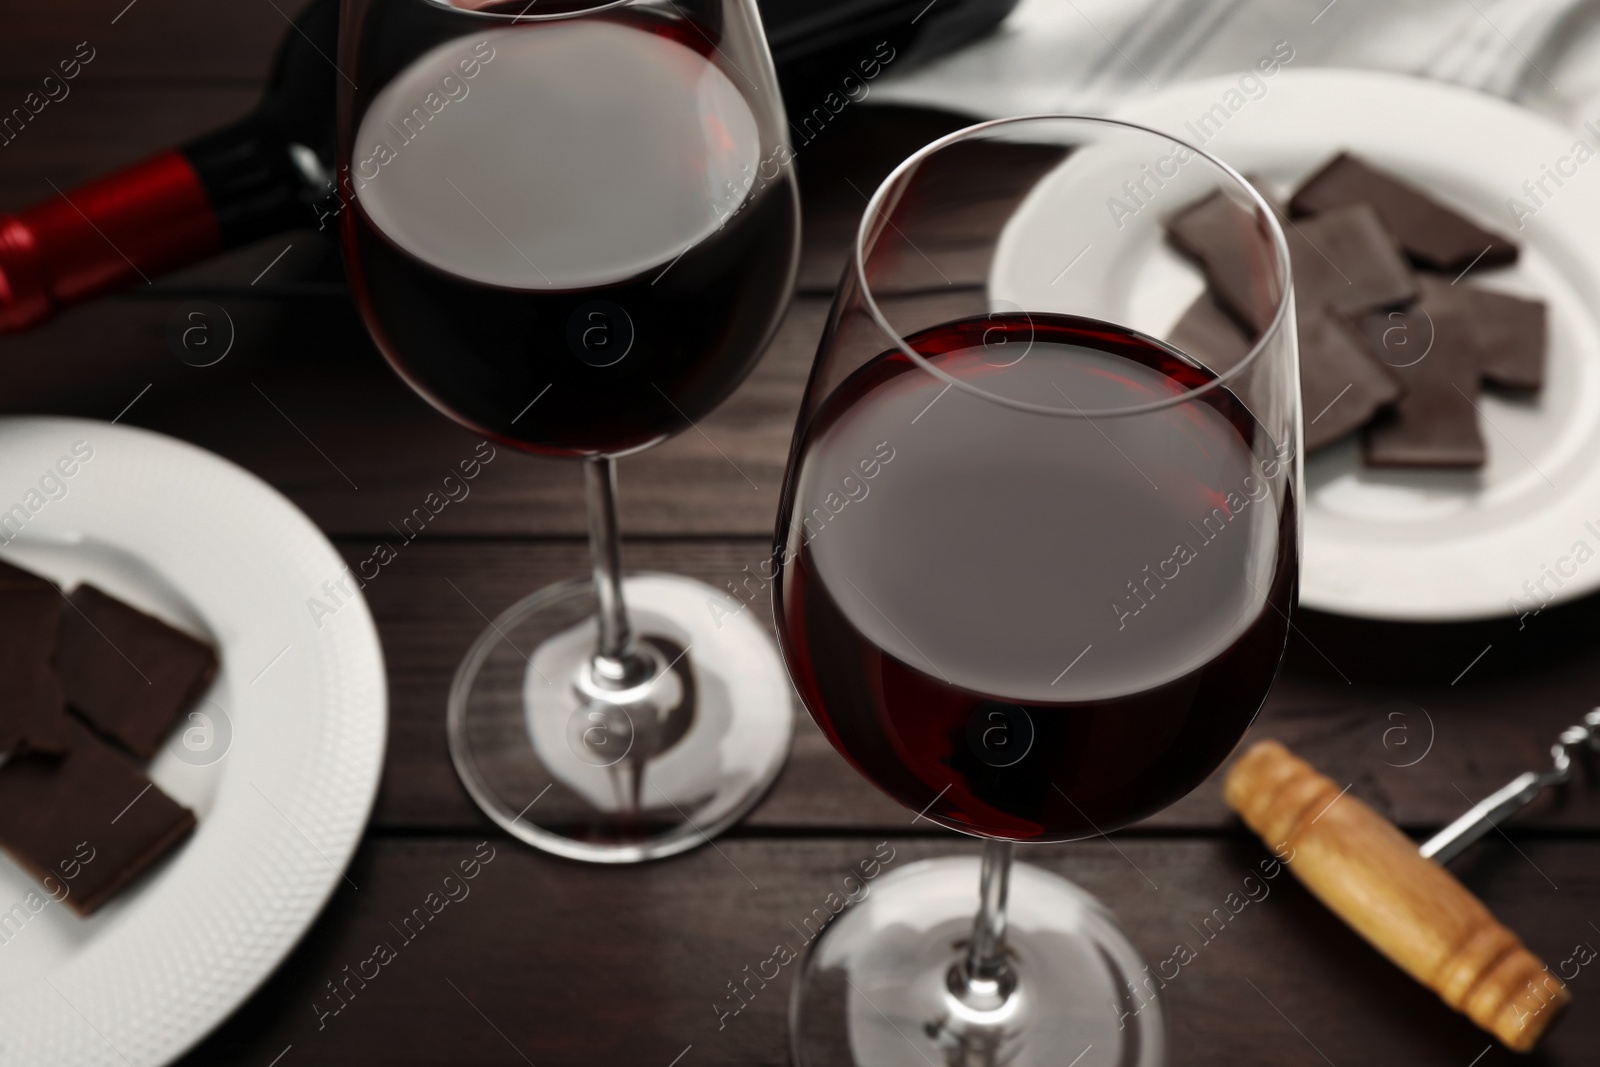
[342,0,799,457]
[774,116,1298,1065]
[337,0,799,861]
[778,308,1297,843]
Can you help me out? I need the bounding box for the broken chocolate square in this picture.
[1302,316,1404,453]
[0,557,54,590]
[0,720,195,915]
[1472,287,1547,391]
[1166,189,1285,335]
[1167,190,1415,331]
[0,559,71,756]
[1350,277,1489,467]
[1290,153,1518,273]
[1169,290,1401,454]
[0,584,71,756]
[1168,191,1411,452]
[1166,173,1553,460]
[1288,204,1418,317]
[1171,289,1254,374]
[56,585,217,760]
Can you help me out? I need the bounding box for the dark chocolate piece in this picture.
[0,560,71,756]
[0,557,55,590]
[1166,190,1284,335]
[0,720,195,915]
[1472,287,1547,391]
[1168,192,1412,452]
[1351,277,1488,467]
[1290,153,1518,272]
[57,585,218,760]
[1171,289,1254,374]
[1289,204,1418,317]
[1302,316,1404,452]
[1168,190,1415,330]
[1169,190,1415,328]
[1169,290,1401,454]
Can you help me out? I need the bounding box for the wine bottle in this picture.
[0,0,1019,335]
[0,0,338,333]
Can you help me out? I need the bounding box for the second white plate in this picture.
[993,69,1600,622]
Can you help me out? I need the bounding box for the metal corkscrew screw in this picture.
[1420,709,1600,864]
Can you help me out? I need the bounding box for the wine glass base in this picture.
[447,572,794,863]
[791,856,1164,1067]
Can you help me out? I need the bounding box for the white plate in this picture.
[992,69,1600,621]
[0,418,386,1066]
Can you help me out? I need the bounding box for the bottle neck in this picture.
[182,113,328,248]
[0,0,337,334]
[0,114,331,334]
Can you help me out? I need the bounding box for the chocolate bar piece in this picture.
[0,585,71,756]
[57,585,218,760]
[0,721,195,915]
[1166,189,1284,335]
[1291,153,1518,273]
[1472,287,1546,391]
[1289,204,1418,317]
[1168,192,1410,452]
[1170,290,1401,453]
[1167,192,1415,330]
[0,559,71,756]
[1350,277,1488,467]
[1171,289,1254,374]
[0,557,54,590]
[1302,316,1404,452]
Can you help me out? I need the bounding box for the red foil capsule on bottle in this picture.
[0,151,222,333]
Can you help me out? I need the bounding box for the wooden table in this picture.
[3,3,1598,1063]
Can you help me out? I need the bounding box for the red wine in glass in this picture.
[778,114,1297,1067]
[342,10,799,457]
[336,0,801,865]
[775,313,1296,842]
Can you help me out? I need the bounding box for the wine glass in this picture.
[773,116,1298,1065]
[336,0,800,861]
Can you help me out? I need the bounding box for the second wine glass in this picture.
[337,0,800,861]
[774,116,1299,1065]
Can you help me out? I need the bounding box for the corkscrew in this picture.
[1420,708,1600,864]
[1226,739,1578,1051]
[1222,711,1600,1051]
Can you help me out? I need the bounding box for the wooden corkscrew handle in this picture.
[1223,740,1570,1052]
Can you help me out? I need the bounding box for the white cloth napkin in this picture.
[874,0,1600,125]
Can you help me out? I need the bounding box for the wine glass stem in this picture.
[960,838,1016,1000]
[583,456,650,688]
